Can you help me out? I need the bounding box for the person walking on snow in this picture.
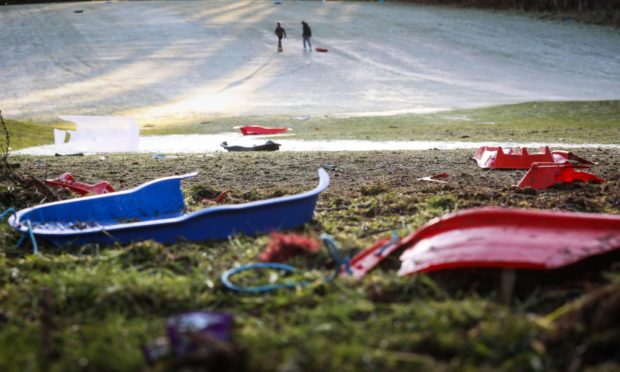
[275,22,286,52]
[301,21,312,51]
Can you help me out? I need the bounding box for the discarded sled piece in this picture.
[239,126,289,136]
[344,231,407,280]
[518,162,605,190]
[473,146,597,169]
[473,146,554,169]
[315,47,328,52]
[8,169,330,247]
[398,208,620,276]
[418,172,449,183]
[45,173,116,196]
[55,115,139,154]
[220,140,281,152]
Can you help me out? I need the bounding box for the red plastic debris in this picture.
[239,126,289,135]
[315,47,328,52]
[201,190,230,205]
[418,172,449,183]
[45,173,115,196]
[398,208,620,276]
[518,162,605,190]
[343,233,407,280]
[258,233,320,263]
[551,150,596,165]
[473,146,554,169]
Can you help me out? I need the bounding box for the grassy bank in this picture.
[0,149,619,370]
[7,100,619,151]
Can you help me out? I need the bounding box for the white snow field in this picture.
[1,0,619,124]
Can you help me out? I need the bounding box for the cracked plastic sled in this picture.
[239,126,289,135]
[473,146,596,169]
[9,169,329,247]
[517,162,605,190]
[398,208,620,276]
[45,173,115,196]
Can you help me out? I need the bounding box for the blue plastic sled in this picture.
[8,169,330,247]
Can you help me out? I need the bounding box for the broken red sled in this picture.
[239,126,289,136]
[473,146,595,169]
[398,208,620,276]
[45,173,115,196]
[518,162,605,190]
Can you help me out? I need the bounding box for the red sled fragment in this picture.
[239,126,289,135]
[342,232,406,280]
[418,172,449,183]
[315,47,328,52]
[518,162,605,190]
[473,146,554,169]
[45,173,115,196]
[398,208,620,276]
[551,150,596,165]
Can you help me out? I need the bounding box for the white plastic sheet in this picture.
[55,115,140,154]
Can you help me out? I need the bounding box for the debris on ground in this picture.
[239,126,289,135]
[258,233,320,262]
[518,162,605,190]
[398,207,620,276]
[45,173,116,196]
[220,140,281,152]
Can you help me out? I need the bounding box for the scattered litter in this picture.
[10,169,329,246]
[54,115,139,154]
[418,172,449,183]
[220,140,280,152]
[221,233,349,293]
[398,207,620,276]
[143,311,234,366]
[473,146,554,169]
[74,10,84,13]
[518,162,605,190]
[551,150,597,165]
[345,230,405,280]
[239,125,289,135]
[55,152,84,157]
[315,47,328,52]
[45,173,115,196]
[258,233,320,262]
[201,190,229,205]
[473,146,598,169]
[322,163,336,170]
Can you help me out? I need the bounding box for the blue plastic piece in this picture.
[8,169,330,247]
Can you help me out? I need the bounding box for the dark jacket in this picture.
[302,23,311,38]
[275,25,286,39]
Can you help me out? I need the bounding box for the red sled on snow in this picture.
[398,208,620,276]
[315,47,328,53]
[45,173,115,196]
[239,126,289,136]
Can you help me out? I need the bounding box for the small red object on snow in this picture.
[397,208,620,276]
[418,172,449,183]
[473,146,554,169]
[518,162,605,190]
[343,232,406,280]
[45,173,115,196]
[239,126,289,135]
[258,233,320,263]
[315,47,328,52]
